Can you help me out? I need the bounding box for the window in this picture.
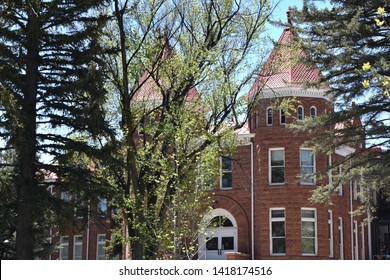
[353,179,358,200]
[328,154,333,184]
[353,221,358,260]
[280,109,286,125]
[266,108,273,126]
[255,111,259,128]
[73,235,83,260]
[310,106,317,117]
[137,116,145,136]
[270,209,286,255]
[61,192,70,202]
[59,236,69,260]
[96,234,106,260]
[297,106,304,120]
[112,207,119,217]
[301,208,317,256]
[221,156,232,189]
[338,217,344,260]
[328,211,334,258]
[208,216,234,227]
[300,149,315,185]
[337,166,343,196]
[98,198,107,217]
[269,149,285,185]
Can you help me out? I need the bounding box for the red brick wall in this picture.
[216,96,369,260]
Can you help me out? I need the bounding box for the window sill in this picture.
[302,253,317,257]
[220,187,233,190]
[269,183,285,186]
[300,183,316,186]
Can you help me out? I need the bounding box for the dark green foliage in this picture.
[290,0,390,210]
[0,0,111,259]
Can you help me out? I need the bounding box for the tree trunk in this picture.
[15,3,40,260]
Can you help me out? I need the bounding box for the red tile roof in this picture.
[250,25,324,93]
[134,70,200,102]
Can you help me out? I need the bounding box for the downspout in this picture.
[48,185,54,260]
[367,185,372,260]
[250,141,254,260]
[86,203,90,260]
[350,179,354,259]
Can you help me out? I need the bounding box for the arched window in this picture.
[267,107,273,126]
[297,106,304,120]
[208,216,234,227]
[280,109,286,125]
[310,106,317,117]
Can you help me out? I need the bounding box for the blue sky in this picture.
[267,0,304,40]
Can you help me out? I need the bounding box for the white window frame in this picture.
[353,179,358,200]
[96,234,106,260]
[361,223,365,260]
[373,190,377,205]
[328,154,333,184]
[338,217,344,260]
[220,156,233,189]
[300,148,316,185]
[310,106,317,117]
[266,107,273,126]
[73,235,83,260]
[280,109,286,125]
[353,220,359,260]
[255,111,259,128]
[269,208,286,256]
[338,166,343,196]
[301,208,317,256]
[269,148,285,185]
[59,236,69,260]
[297,105,304,120]
[328,210,334,258]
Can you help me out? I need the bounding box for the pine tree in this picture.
[0,0,110,259]
[289,1,390,208]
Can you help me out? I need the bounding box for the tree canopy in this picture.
[0,0,275,260]
[0,0,111,259]
[290,0,390,211]
[101,0,273,259]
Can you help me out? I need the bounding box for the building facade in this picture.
[47,18,373,261]
[198,20,370,260]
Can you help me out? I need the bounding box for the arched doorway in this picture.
[198,208,238,260]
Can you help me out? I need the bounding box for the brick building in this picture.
[47,16,372,261]
[197,18,370,260]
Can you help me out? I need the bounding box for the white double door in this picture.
[202,228,237,260]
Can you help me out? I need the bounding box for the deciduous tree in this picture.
[102,0,273,259]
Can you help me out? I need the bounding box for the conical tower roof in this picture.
[134,32,200,103]
[249,9,330,100]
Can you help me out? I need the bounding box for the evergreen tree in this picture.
[289,1,390,209]
[0,0,110,259]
